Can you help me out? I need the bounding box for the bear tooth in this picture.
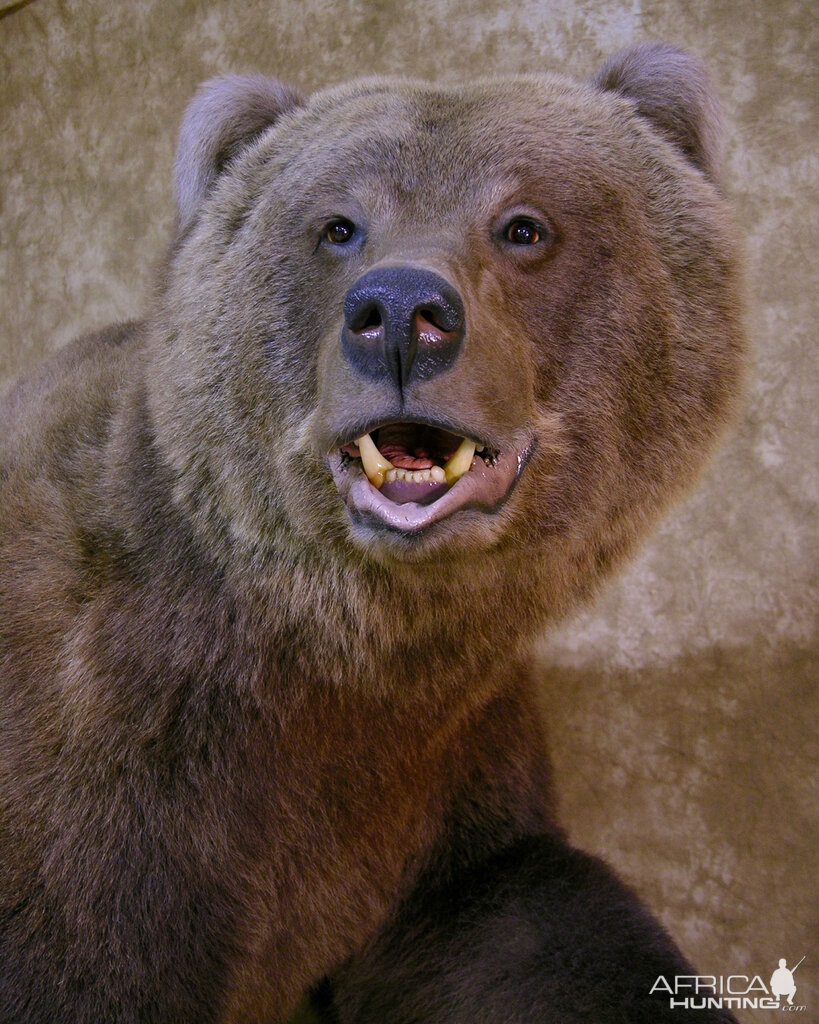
[443,438,477,484]
[356,433,476,489]
[356,433,393,489]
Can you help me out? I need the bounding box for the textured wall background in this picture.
[1,0,816,1019]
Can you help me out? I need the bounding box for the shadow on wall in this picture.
[535,639,818,1019]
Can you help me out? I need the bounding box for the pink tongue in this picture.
[383,452,435,469]
[379,478,449,505]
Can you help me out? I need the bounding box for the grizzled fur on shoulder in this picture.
[0,44,744,1024]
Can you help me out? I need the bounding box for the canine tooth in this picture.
[356,433,393,488]
[430,466,446,483]
[443,438,477,484]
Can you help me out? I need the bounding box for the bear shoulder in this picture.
[1,320,145,490]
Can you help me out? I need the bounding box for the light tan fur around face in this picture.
[0,44,745,1023]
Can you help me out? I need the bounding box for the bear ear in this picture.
[174,74,306,235]
[591,43,723,181]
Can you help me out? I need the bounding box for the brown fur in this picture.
[0,44,745,1023]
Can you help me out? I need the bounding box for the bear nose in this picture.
[341,266,465,391]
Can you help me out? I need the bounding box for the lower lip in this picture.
[377,478,450,505]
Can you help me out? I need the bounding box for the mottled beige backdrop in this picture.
[1,0,816,1019]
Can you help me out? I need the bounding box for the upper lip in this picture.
[331,414,492,453]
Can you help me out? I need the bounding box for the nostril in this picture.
[361,307,382,331]
[416,303,460,335]
[350,305,383,333]
[418,307,442,331]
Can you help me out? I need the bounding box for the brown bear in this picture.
[0,43,745,1024]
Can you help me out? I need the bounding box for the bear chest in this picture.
[216,697,454,1021]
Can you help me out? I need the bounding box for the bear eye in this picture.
[505,218,541,245]
[324,218,356,245]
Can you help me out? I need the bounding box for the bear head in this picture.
[146,44,744,655]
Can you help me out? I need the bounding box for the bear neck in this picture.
[102,368,561,710]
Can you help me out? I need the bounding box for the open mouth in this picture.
[327,421,533,535]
